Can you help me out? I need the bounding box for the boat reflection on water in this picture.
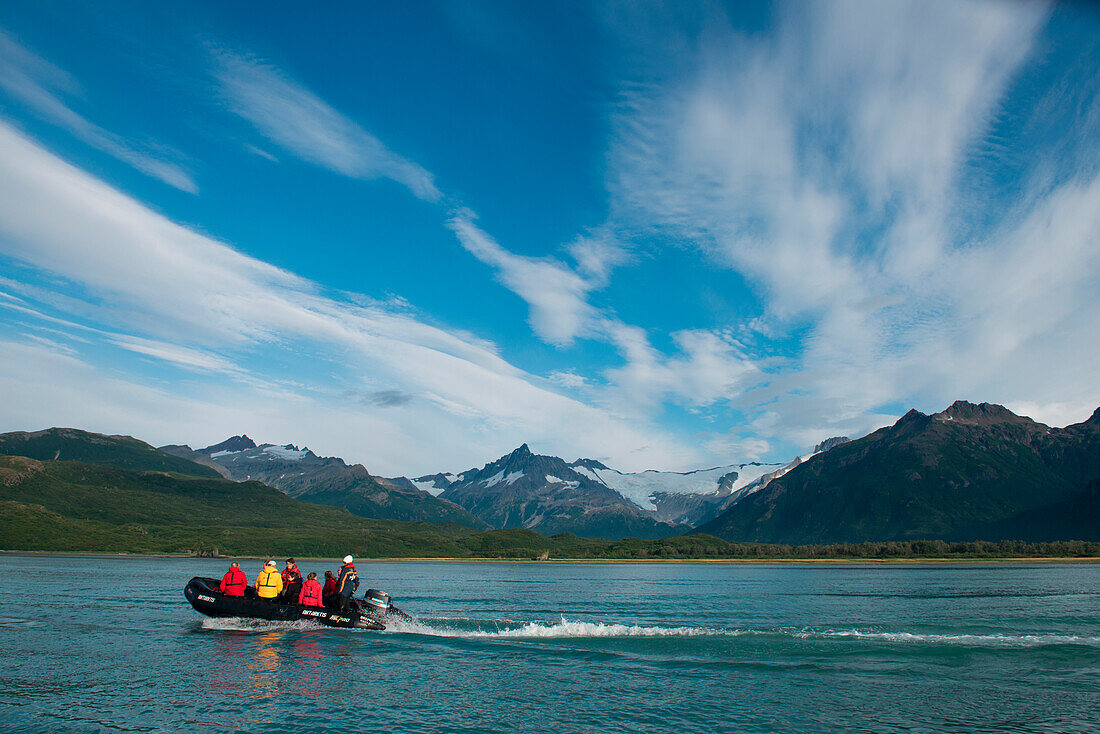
[205,625,353,703]
[248,631,283,699]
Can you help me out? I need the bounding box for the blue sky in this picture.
[0,1,1098,475]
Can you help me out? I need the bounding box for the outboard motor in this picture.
[362,588,391,616]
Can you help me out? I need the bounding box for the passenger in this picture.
[298,571,324,607]
[335,555,359,612]
[218,561,247,596]
[254,560,284,602]
[281,558,303,603]
[321,570,338,607]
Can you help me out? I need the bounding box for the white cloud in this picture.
[448,209,598,346]
[0,29,197,193]
[600,0,1100,443]
[0,120,714,473]
[215,51,441,201]
[600,322,759,416]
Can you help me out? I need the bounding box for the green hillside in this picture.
[0,428,221,478]
[0,455,477,557]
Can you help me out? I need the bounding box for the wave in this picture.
[0,616,38,628]
[796,629,1100,647]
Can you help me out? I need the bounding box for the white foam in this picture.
[199,617,326,633]
[382,616,719,638]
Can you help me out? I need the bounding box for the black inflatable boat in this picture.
[185,577,411,630]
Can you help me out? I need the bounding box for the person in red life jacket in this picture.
[335,555,359,612]
[218,561,247,596]
[298,571,324,607]
[321,570,338,607]
[281,558,303,602]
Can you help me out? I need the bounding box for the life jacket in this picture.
[282,564,301,584]
[255,567,284,599]
[322,577,338,596]
[298,579,323,607]
[219,567,247,596]
[336,563,359,596]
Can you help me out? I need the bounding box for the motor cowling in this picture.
[362,588,391,615]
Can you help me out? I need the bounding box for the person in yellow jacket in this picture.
[255,560,284,601]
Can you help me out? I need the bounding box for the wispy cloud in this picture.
[0,120,707,473]
[215,50,441,201]
[599,0,1100,439]
[0,29,198,193]
[448,210,760,415]
[448,210,598,346]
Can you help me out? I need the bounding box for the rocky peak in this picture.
[199,435,257,454]
[933,401,1032,426]
[895,408,930,428]
[814,436,850,453]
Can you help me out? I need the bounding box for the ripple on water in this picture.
[0,616,38,628]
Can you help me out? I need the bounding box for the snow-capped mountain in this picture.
[159,436,488,529]
[438,444,688,540]
[400,438,857,531]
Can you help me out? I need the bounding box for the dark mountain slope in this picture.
[0,428,221,478]
[697,402,1100,543]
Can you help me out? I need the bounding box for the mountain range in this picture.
[160,437,489,529]
[162,436,811,540]
[2,399,1096,545]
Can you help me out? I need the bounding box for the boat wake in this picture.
[382,616,719,638]
[381,618,1100,647]
[196,615,1100,648]
[795,629,1100,647]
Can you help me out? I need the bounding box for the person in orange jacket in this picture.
[297,571,324,607]
[218,561,247,596]
[254,560,284,601]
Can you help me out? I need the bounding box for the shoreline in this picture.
[3,550,1099,565]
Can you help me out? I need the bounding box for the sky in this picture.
[0,1,1098,476]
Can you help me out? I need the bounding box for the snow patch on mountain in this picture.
[576,463,783,512]
[410,472,458,496]
[263,444,309,461]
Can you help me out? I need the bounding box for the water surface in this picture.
[0,557,1096,733]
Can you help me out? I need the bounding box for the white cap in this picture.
[343,555,353,563]
[265,560,275,567]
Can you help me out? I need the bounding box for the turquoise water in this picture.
[0,557,1097,733]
